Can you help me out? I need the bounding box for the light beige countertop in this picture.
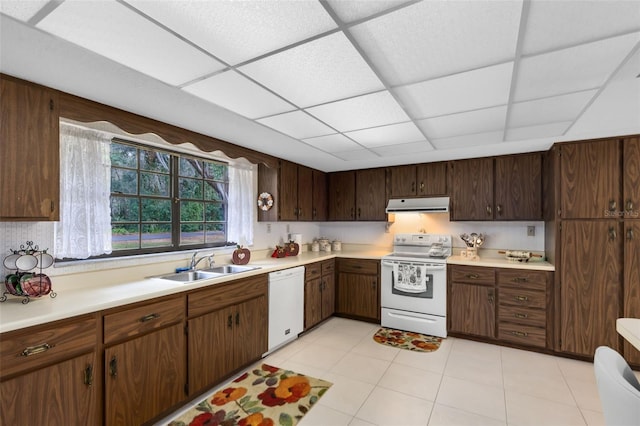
[0,247,390,334]
[447,250,555,271]
[617,318,640,351]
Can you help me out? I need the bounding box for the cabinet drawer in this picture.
[449,265,495,285]
[305,262,322,280]
[322,260,335,275]
[498,305,546,328]
[497,269,547,290]
[337,258,378,275]
[499,287,545,309]
[0,315,97,379]
[104,297,184,344]
[498,322,546,348]
[188,274,267,317]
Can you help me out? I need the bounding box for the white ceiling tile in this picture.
[239,32,384,108]
[515,32,640,101]
[431,131,504,150]
[344,122,425,148]
[257,111,335,139]
[126,0,336,66]
[36,1,224,86]
[394,62,513,119]
[0,0,48,21]
[333,149,379,161]
[182,70,294,119]
[509,90,597,129]
[371,141,434,157]
[326,0,414,23]
[306,91,409,132]
[506,122,572,141]
[523,0,640,55]
[302,134,362,153]
[350,0,522,85]
[417,106,507,140]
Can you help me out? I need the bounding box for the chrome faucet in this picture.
[190,251,214,270]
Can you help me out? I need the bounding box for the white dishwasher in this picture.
[266,266,305,354]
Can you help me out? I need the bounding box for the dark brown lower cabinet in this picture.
[304,260,336,330]
[105,323,185,426]
[336,258,380,322]
[449,282,496,338]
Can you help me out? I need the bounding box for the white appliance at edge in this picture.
[267,266,304,354]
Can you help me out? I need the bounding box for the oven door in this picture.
[381,259,446,316]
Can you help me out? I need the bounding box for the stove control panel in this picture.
[393,233,452,247]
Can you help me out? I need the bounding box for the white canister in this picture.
[332,240,342,251]
[318,238,330,252]
[311,240,320,252]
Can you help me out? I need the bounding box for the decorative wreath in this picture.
[257,192,274,211]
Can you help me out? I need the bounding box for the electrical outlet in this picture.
[527,226,536,237]
[267,223,271,233]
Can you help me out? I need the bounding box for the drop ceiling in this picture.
[1,0,639,172]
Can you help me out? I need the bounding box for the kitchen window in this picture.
[110,139,230,255]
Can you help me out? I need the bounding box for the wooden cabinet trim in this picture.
[188,274,268,317]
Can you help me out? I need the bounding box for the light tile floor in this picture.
[162,317,640,426]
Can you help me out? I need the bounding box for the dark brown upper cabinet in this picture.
[312,169,328,221]
[328,169,387,221]
[449,157,494,221]
[328,171,356,221]
[389,162,447,198]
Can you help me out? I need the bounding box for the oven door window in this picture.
[391,263,434,298]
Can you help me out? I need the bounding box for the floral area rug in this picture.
[168,364,332,426]
[373,327,442,352]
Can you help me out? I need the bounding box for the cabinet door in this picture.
[624,221,640,365]
[312,170,328,221]
[328,171,355,220]
[0,76,59,220]
[623,137,640,217]
[495,153,542,220]
[105,323,185,426]
[321,273,336,320]
[449,282,495,338]
[336,273,379,320]
[1,353,97,425]
[389,165,417,197]
[449,158,494,221]
[234,295,268,368]
[188,307,234,394]
[355,168,387,221]
[560,221,621,356]
[416,162,447,196]
[297,166,313,220]
[305,278,323,330]
[279,160,298,221]
[560,140,620,219]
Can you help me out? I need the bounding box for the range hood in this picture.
[385,197,450,213]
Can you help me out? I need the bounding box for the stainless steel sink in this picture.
[156,270,223,282]
[204,265,261,274]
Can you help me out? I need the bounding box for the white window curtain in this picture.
[54,124,112,259]
[227,163,255,246]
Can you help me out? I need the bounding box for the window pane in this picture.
[204,162,227,181]
[181,223,204,246]
[179,178,203,199]
[141,172,170,196]
[142,224,172,248]
[111,196,139,222]
[205,203,225,222]
[141,198,171,222]
[206,223,226,244]
[112,224,140,250]
[181,201,203,222]
[179,157,203,178]
[111,143,137,168]
[111,168,137,195]
[140,149,170,173]
[204,181,225,201]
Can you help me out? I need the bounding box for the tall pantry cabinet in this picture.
[546,136,640,365]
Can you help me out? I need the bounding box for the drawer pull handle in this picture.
[20,343,52,357]
[512,277,528,283]
[228,315,233,329]
[515,296,529,302]
[236,312,240,326]
[511,331,528,337]
[109,356,117,377]
[515,313,528,319]
[84,364,93,387]
[466,273,480,279]
[139,313,160,323]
